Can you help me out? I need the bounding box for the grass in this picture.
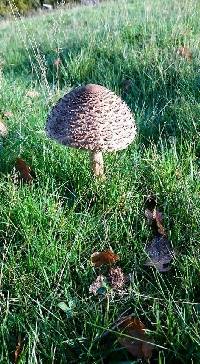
[0,0,200,362]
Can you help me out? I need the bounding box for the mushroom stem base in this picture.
[90,151,104,178]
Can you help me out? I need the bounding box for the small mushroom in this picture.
[45,84,136,177]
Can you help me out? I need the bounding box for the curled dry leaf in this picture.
[117,316,153,359]
[154,209,165,236]
[176,46,192,60]
[145,208,163,224]
[145,207,165,236]
[15,158,33,183]
[144,195,165,236]
[91,250,119,267]
[0,120,8,137]
[15,334,27,363]
[145,235,174,272]
[108,266,126,290]
[89,268,130,297]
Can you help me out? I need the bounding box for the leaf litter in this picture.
[89,247,130,298]
[97,311,154,362]
[145,235,174,272]
[15,158,34,184]
[144,195,174,272]
[117,315,154,359]
[14,334,27,363]
[108,267,127,290]
[91,249,119,267]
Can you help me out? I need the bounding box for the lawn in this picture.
[0,0,200,362]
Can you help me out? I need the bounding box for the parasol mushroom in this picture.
[45,84,136,177]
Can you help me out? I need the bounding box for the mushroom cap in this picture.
[46,84,136,152]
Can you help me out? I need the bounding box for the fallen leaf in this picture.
[176,46,192,60]
[26,90,40,98]
[144,208,153,222]
[117,316,153,359]
[0,120,8,137]
[145,235,174,272]
[145,207,165,235]
[146,206,163,224]
[15,334,26,363]
[15,158,33,183]
[144,195,165,236]
[108,266,126,290]
[91,250,119,267]
[153,209,165,235]
[3,111,13,118]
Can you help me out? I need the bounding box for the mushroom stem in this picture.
[90,151,104,177]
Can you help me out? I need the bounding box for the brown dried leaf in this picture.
[145,208,163,224]
[14,334,26,363]
[15,158,33,183]
[176,46,192,60]
[145,206,165,236]
[0,120,8,137]
[91,250,119,267]
[154,210,165,236]
[117,316,153,359]
[108,266,126,290]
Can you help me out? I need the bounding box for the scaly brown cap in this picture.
[46,84,136,151]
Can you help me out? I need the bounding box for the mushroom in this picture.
[45,84,136,177]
